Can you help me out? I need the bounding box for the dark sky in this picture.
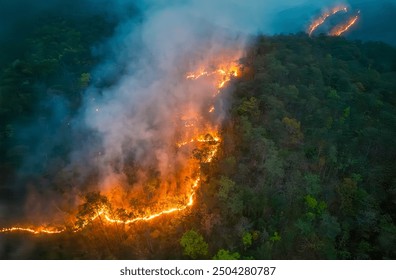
[347,0,396,45]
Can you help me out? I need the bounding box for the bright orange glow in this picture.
[329,12,359,36]
[104,177,200,224]
[0,227,64,234]
[177,133,220,148]
[308,5,348,36]
[186,63,238,92]
[0,59,240,235]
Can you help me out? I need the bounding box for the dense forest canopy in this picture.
[0,6,396,259]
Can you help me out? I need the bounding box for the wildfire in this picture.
[177,133,220,148]
[329,12,360,36]
[186,63,238,91]
[104,177,200,224]
[0,59,240,235]
[0,227,64,235]
[0,177,201,234]
[308,5,348,36]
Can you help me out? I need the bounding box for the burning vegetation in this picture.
[329,12,360,36]
[308,5,360,37]
[0,59,241,236]
[307,5,348,36]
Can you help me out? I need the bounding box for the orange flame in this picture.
[177,133,220,148]
[308,5,348,36]
[329,12,360,36]
[186,63,238,92]
[103,177,200,224]
[0,227,64,234]
[0,177,200,234]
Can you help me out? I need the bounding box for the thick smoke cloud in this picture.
[79,0,249,193]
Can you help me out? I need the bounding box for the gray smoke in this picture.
[79,0,249,192]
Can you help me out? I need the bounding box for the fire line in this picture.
[329,12,360,36]
[308,5,348,36]
[0,61,239,235]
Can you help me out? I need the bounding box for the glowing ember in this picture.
[329,12,360,36]
[308,5,348,36]
[0,227,64,235]
[186,70,209,80]
[186,64,238,90]
[176,133,220,148]
[104,177,201,224]
[0,176,202,234]
[0,59,240,235]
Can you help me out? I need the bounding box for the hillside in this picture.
[207,34,396,259]
[0,16,395,259]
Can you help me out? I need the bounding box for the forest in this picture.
[0,11,395,260]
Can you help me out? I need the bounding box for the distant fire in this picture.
[329,12,360,36]
[0,59,240,235]
[308,5,348,36]
[308,5,360,37]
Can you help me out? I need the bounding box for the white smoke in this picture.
[80,0,251,192]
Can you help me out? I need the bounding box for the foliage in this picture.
[213,249,240,260]
[180,230,209,259]
[242,232,253,248]
[203,34,396,260]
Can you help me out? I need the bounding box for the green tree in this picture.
[180,230,208,259]
[242,232,253,248]
[213,249,240,260]
[282,117,303,145]
[217,176,236,201]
